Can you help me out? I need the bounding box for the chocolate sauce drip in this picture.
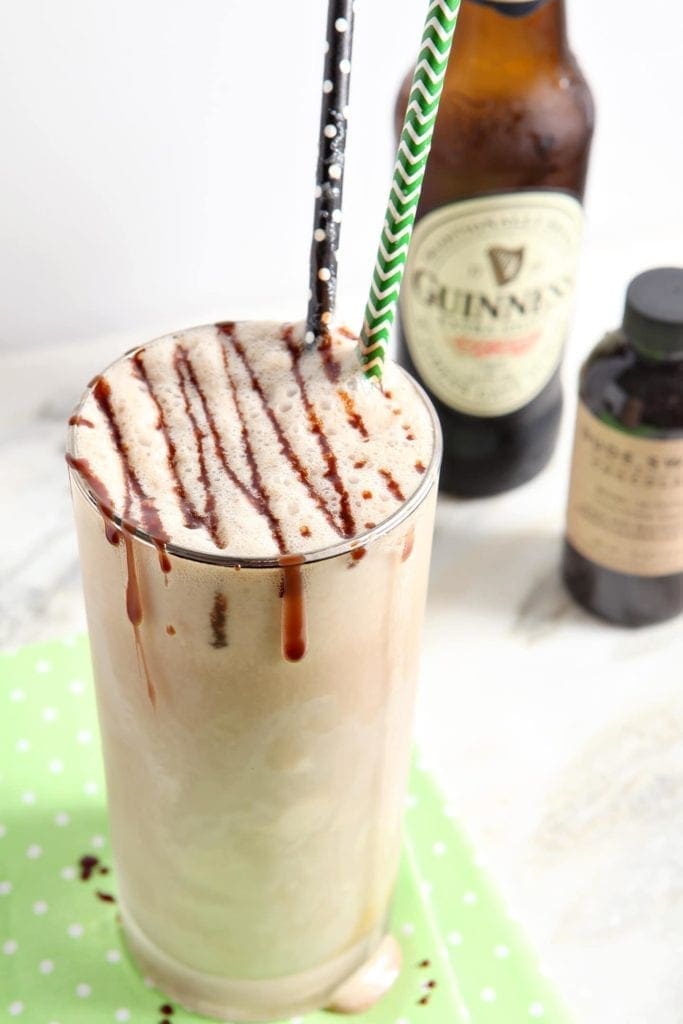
[68,453,158,705]
[166,624,176,636]
[337,388,369,439]
[379,468,406,502]
[401,527,415,563]
[415,460,426,474]
[68,415,95,428]
[66,454,122,552]
[122,531,156,707]
[122,531,142,627]
[105,522,121,546]
[219,342,286,552]
[280,556,307,662]
[159,1005,174,1016]
[284,327,356,538]
[218,324,343,539]
[173,348,225,549]
[210,592,228,649]
[95,891,116,903]
[78,855,99,881]
[91,376,170,572]
[351,547,366,562]
[418,995,431,1006]
[418,959,431,968]
[318,332,342,384]
[65,454,114,511]
[132,351,204,532]
[92,376,135,518]
[136,630,156,708]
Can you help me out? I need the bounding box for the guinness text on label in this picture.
[400,192,584,418]
[411,270,574,322]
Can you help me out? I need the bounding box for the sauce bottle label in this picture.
[566,402,683,577]
[401,191,583,417]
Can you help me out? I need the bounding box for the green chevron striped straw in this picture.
[358,0,461,381]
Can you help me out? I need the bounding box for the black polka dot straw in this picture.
[305,0,355,349]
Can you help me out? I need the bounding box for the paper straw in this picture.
[305,0,356,348]
[358,0,461,381]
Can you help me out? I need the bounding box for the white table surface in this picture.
[2,235,683,1024]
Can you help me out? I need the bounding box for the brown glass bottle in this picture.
[395,0,594,497]
[563,269,683,627]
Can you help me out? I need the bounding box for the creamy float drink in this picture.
[67,321,440,1021]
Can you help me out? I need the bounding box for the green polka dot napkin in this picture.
[0,638,570,1024]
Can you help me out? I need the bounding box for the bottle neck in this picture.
[450,0,569,70]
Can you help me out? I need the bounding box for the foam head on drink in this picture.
[67,321,439,1021]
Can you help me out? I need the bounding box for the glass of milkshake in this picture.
[67,321,441,1021]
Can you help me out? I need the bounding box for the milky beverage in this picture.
[67,321,440,1021]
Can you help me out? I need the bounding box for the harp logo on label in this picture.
[400,191,584,417]
[487,247,525,287]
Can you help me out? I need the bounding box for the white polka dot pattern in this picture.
[305,0,355,349]
[0,635,569,1023]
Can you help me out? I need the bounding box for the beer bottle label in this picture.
[566,402,683,577]
[470,0,550,15]
[401,191,583,418]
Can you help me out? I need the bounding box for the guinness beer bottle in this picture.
[396,0,594,496]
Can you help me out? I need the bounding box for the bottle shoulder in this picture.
[579,331,683,436]
[395,56,594,206]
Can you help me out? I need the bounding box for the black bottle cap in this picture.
[623,267,683,361]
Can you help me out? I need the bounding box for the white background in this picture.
[0,0,681,354]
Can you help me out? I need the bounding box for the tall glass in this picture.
[67,328,441,1022]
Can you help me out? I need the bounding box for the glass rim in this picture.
[66,324,443,570]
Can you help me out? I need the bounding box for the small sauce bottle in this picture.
[563,268,683,626]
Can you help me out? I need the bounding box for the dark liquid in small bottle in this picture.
[563,269,683,626]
